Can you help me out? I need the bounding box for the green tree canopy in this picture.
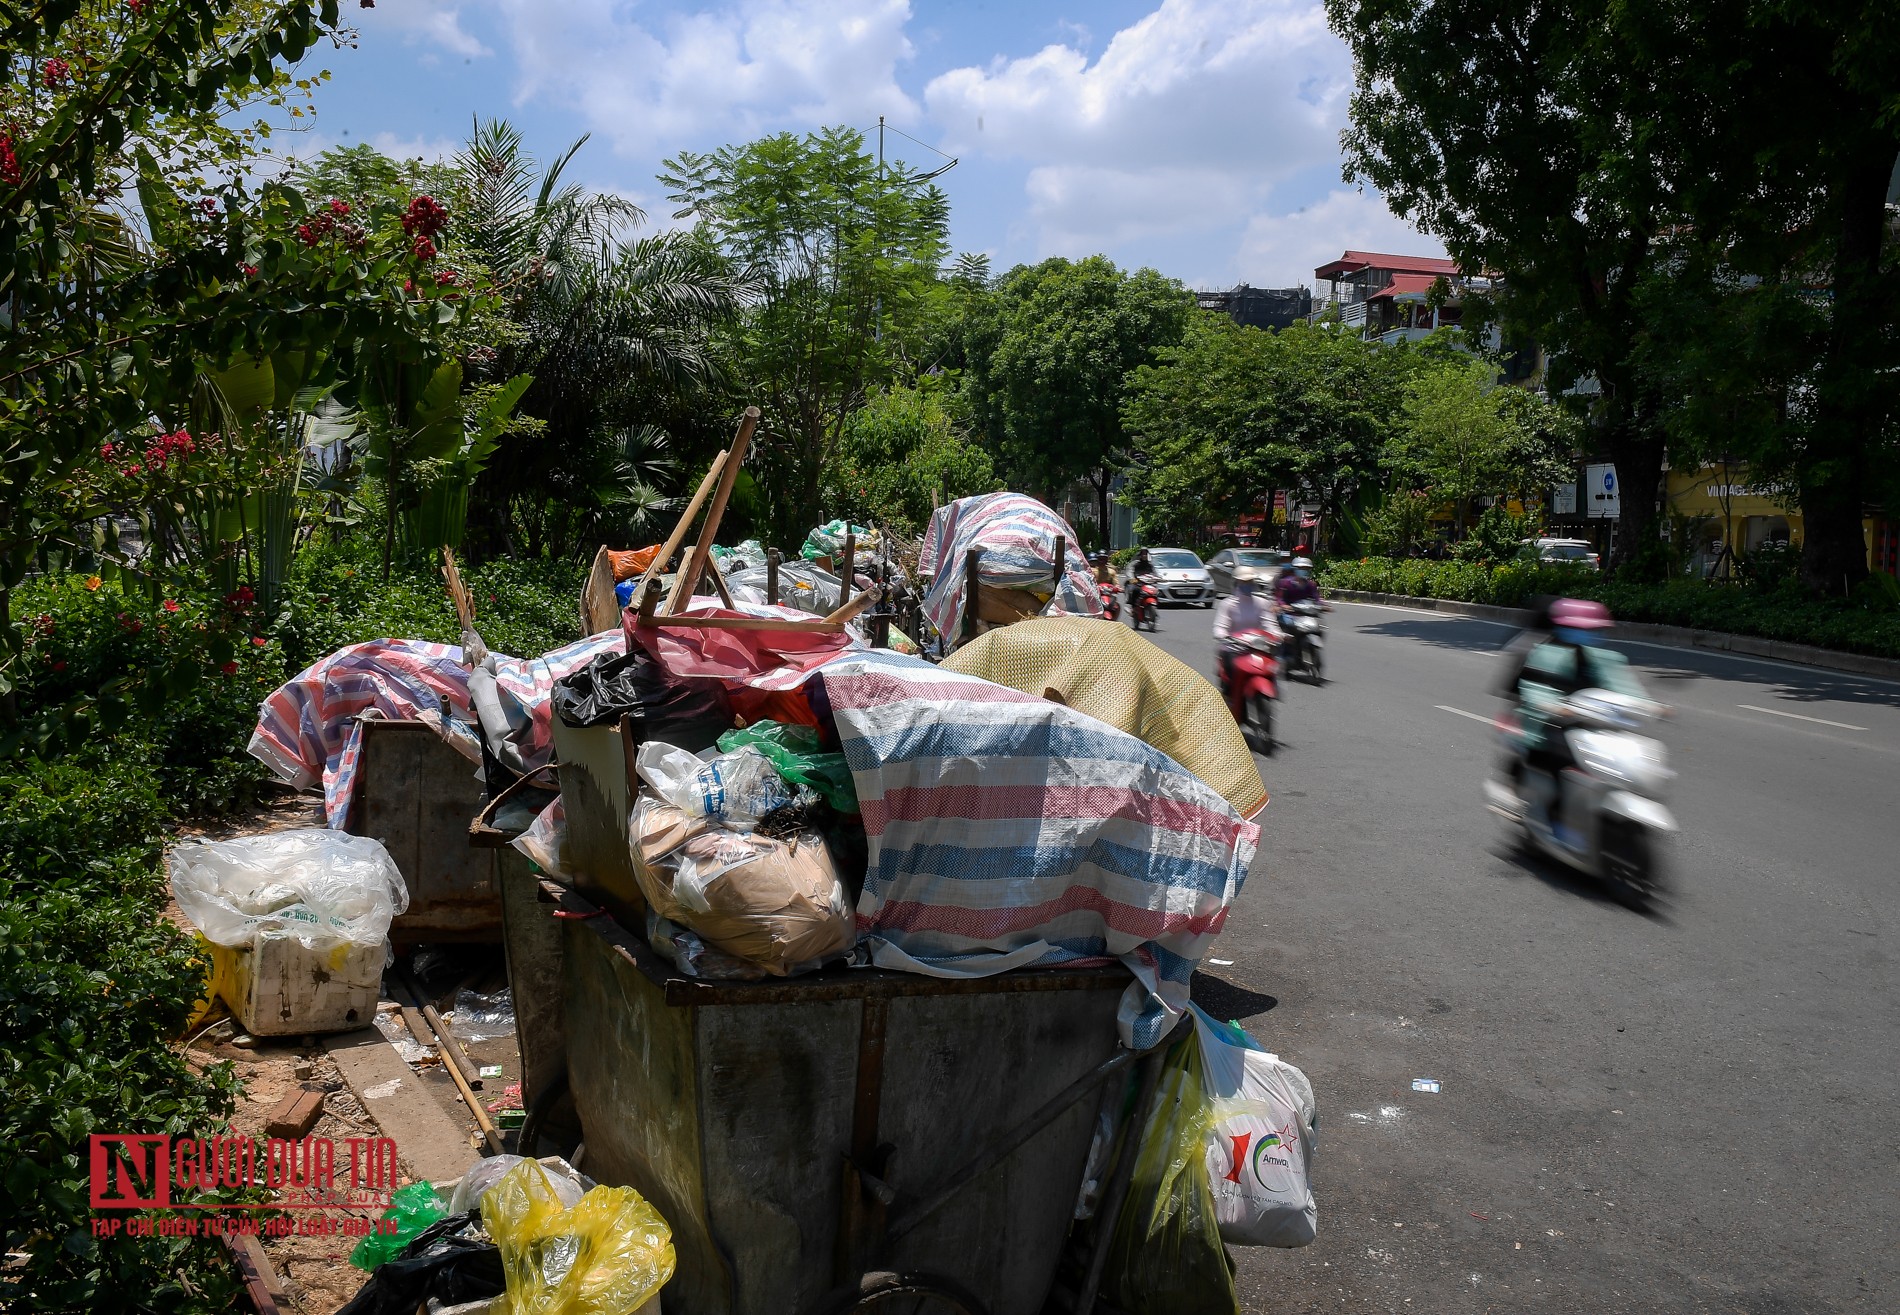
[660,127,951,544]
[975,256,1193,536]
[826,381,999,539]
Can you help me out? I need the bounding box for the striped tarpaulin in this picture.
[248,632,625,828]
[813,649,1258,1048]
[918,492,1103,643]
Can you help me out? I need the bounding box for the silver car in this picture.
[1141,548,1215,606]
[1206,547,1290,598]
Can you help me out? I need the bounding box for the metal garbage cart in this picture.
[516,875,1164,1315]
[344,718,502,944]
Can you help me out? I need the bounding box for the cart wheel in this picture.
[810,1270,989,1315]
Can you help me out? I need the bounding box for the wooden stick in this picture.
[766,549,781,605]
[394,971,504,1154]
[639,613,844,634]
[960,547,982,645]
[638,578,665,624]
[1053,535,1066,594]
[705,555,737,608]
[840,531,856,604]
[670,408,759,612]
[441,547,475,631]
[823,586,877,627]
[633,449,728,604]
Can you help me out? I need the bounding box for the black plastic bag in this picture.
[334,1212,504,1315]
[552,647,731,749]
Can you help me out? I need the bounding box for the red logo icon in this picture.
[90,1136,172,1209]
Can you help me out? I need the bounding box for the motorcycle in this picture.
[1097,578,1122,622]
[1280,599,1326,684]
[1484,689,1677,904]
[1130,574,1161,632]
[1219,625,1281,754]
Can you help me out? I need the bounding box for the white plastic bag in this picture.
[1191,1004,1318,1248]
[635,741,797,832]
[447,1154,593,1216]
[168,829,409,950]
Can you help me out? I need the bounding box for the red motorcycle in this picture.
[1097,578,1122,621]
[1130,574,1161,632]
[1220,625,1281,754]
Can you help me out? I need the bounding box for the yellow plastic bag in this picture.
[483,1160,676,1315]
[182,933,238,1034]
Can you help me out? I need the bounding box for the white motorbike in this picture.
[1484,688,1676,903]
[1280,600,1326,684]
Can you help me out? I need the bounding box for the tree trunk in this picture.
[1092,469,1112,550]
[1595,366,1665,576]
[1798,138,1893,596]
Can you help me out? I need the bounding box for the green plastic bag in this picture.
[801,519,875,562]
[1102,1026,1239,1315]
[718,720,859,814]
[349,1181,448,1271]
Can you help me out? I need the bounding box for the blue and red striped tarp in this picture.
[813,649,1258,1048]
[918,492,1103,642]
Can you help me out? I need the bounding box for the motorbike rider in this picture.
[1092,551,1116,585]
[1274,557,1321,609]
[1212,577,1270,695]
[1497,598,1647,842]
[1126,547,1156,608]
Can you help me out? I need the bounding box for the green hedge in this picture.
[0,545,588,1313]
[1321,557,1900,660]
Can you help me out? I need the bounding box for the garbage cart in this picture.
[521,876,1164,1315]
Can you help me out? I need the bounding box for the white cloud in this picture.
[479,0,918,157]
[925,0,1435,284]
[365,1,492,60]
[1235,188,1444,287]
[369,131,462,165]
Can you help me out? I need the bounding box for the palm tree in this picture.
[449,120,745,559]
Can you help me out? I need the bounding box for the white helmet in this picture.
[1292,557,1313,569]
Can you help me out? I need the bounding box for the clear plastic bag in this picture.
[483,1159,675,1315]
[1103,1026,1239,1315]
[801,519,876,562]
[716,720,858,813]
[449,987,516,1043]
[635,741,798,832]
[168,829,409,950]
[448,1155,593,1217]
[1192,1005,1319,1248]
[350,1182,448,1271]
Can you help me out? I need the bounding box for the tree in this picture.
[1121,315,1409,548]
[1329,0,1680,570]
[1391,356,1569,534]
[0,0,478,728]
[660,128,950,543]
[825,381,999,538]
[1640,2,1900,593]
[977,257,1193,536]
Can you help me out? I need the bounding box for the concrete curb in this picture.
[1327,588,1900,684]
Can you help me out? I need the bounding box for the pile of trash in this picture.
[919,492,1102,644]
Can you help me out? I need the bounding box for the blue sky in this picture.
[278,0,1441,290]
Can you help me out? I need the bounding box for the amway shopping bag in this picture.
[1190,1003,1319,1247]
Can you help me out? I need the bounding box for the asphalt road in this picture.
[1142,598,1900,1314]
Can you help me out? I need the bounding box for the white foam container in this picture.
[225,928,383,1036]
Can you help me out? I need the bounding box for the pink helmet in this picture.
[1550,597,1612,630]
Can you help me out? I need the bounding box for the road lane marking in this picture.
[1737,704,1867,732]
[1436,705,1494,724]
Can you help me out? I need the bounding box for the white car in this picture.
[1138,548,1214,606]
[1529,537,1601,570]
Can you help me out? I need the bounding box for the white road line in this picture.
[1437,705,1495,725]
[1737,704,1867,732]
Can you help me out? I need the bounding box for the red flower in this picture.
[0,135,20,187]
[117,613,143,634]
[100,441,115,459]
[220,661,239,677]
[412,235,437,261]
[296,223,317,246]
[328,198,351,216]
[403,278,416,294]
[402,195,448,239]
[242,263,258,277]
[127,0,144,11]
[199,197,218,215]
[223,585,255,609]
[43,58,70,86]
[161,599,180,613]
[51,660,67,672]
[436,268,458,286]
[252,636,269,647]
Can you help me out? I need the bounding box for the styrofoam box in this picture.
[225,928,383,1036]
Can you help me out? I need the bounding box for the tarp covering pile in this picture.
[249,633,624,827]
[943,617,1268,820]
[811,650,1258,1049]
[918,492,1102,641]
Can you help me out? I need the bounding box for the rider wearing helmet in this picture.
[1498,598,1647,837]
[1274,557,1320,608]
[1212,576,1269,694]
[1127,547,1155,607]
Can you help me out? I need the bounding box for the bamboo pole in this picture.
[633,449,728,605]
[669,408,759,613]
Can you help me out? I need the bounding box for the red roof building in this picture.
[1310,250,1489,344]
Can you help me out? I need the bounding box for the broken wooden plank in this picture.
[635,449,728,605]
[264,1087,324,1140]
[669,407,759,612]
[325,1027,480,1186]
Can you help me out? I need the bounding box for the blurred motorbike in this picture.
[1280,599,1326,684]
[1218,625,1281,754]
[1485,688,1676,903]
[1130,574,1160,632]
